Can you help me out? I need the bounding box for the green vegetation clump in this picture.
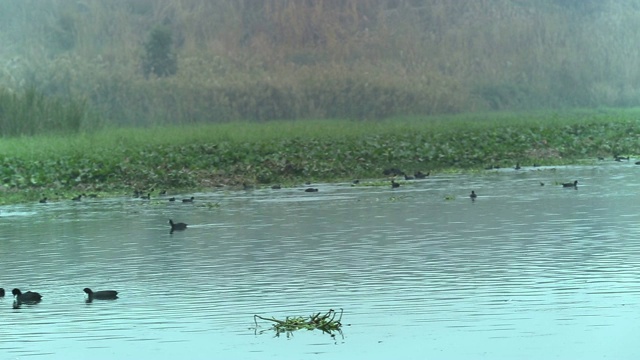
[254,309,343,338]
[50,13,78,52]
[142,25,177,78]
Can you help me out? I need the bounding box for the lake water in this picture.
[1,163,639,359]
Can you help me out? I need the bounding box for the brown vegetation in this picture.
[0,1,639,126]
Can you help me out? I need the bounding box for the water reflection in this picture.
[0,164,639,359]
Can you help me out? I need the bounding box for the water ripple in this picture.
[0,164,639,359]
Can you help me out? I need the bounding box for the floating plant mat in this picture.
[254,308,344,338]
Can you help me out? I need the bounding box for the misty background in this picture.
[0,0,638,126]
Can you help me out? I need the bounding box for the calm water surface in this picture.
[1,164,639,359]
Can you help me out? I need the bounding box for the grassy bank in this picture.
[1,108,639,205]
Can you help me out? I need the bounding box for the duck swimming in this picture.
[83,288,118,300]
[12,288,42,303]
[169,219,188,233]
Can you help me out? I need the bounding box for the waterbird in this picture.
[83,288,118,300]
[39,197,47,203]
[182,197,194,203]
[391,180,400,188]
[414,171,429,179]
[169,219,188,233]
[168,197,176,202]
[304,188,318,192]
[562,180,578,188]
[12,288,42,303]
[0,288,4,297]
[470,191,477,201]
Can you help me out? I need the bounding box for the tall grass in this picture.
[0,87,98,136]
[2,107,636,160]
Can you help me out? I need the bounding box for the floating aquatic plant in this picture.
[254,308,344,339]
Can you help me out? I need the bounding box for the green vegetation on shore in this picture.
[2,108,639,205]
